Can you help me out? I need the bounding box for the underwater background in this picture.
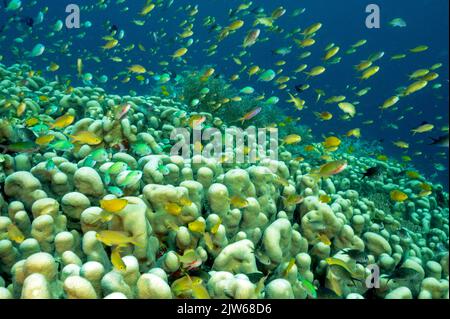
[0,0,449,300]
[1,0,448,189]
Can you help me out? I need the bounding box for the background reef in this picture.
[0,62,449,299]
[0,0,449,300]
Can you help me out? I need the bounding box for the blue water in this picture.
[1,0,448,188]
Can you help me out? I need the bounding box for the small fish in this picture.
[282,134,301,145]
[35,134,55,146]
[107,162,128,175]
[210,218,222,234]
[0,141,39,154]
[51,114,75,129]
[178,249,201,267]
[325,257,362,285]
[317,233,331,245]
[389,18,407,27]
[100,198,128,213]
[309,160,348,181]
[390,190,408,202]
[165,202,182,216]
[282,258,296,277]
[411,122,434,135]
[283,194,304,206]
[188,220,206,233]
[118,170,142,187]
[116,103,131,120]
[70,131,102,145]
[49,140,74,152]
[319,195,332,204]
[230,196,249,208]
[238,107,261,124]
[298,275,317,299]
[111,245,126,272]
[7,223,25,244]
[95,230,141,247]
[361,166,382,179]
[188,115,206,129]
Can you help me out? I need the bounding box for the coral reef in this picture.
[0,63,448,299]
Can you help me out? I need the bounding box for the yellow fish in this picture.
[283,258,296,277]
[346,128,361,138]
[406,171,421,179]
[179,197,192,206]
[192,282,211,299]
[230,196,249,208]
[172,48,188,59]
[403,80,428,96]
[17,102,26,116]
[227,20,244,31]
[111,246,126,271]
[203,233,216,251]
[305,66,326,77]
[314,111,333,121]
[35,134,55,146]
[393,141,409,149]
[102,39,119,50]
[188,220,206,233]
[380,96,399,110]
[411,123,434,135]
[390,190,408,202]
[323,46,340,61]
[283,194,304,206]
[409,45,428,53]
[359,66,380,80]
[287,93,305,110]
[319,194,332,204]
[318,233,331,245]
[282,134,302,145]
[25,117,40,127]
[309,160,348,180]
[7,224,25,244]
[210,218,222,234]
[140,2,155,16]
[128,65,146,74]
[354,60,372,71]
[100,198,129,213]
[51,114,75,129]
[338,102,356,117]
[409,69,430,80]
[323,136,341,149]
[70,131,102,145]
[325,257,358,277]
[165,202,182,216]
[171,275,204,297]
[96,230,140,247]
